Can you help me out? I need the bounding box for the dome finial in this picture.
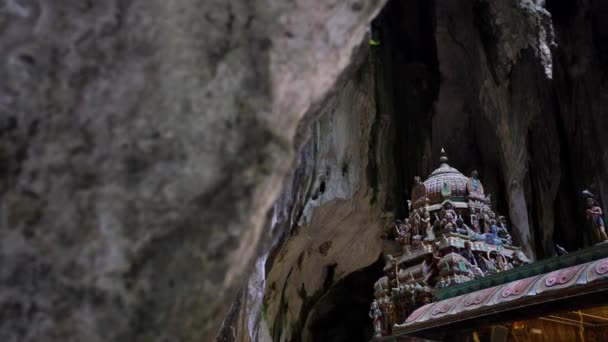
[440,148,448,164]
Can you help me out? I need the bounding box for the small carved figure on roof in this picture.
[403,219,412,244]
[394,219,411,245]
[480,252,498,275]
[380,295,394,334]
[443,211,455,233]
[467,169,485,199]
[461,241,485,278]
[455,215,469,235]
[583,190,608,243]
[421,208,431,233]
[439,201,457,220]
[423,213,435,243]
[495,252,511,272]
[470,214,481,234]
[460,241,478,267]
[482,212,491,233]
[369,299,383,338]
[483,219,502,245]
[422,244,441,285]
[411,176,427,207]
[432,213,441,232]
[411,211,421,238]
[387,254,398,280]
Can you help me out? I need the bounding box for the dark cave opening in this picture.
[308,256,385,342]
[370,0,511,221]
[371,0,440,219]
[545,0,578,26]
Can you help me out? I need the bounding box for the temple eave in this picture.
[385,256,608,340]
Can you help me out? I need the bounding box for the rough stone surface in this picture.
[262,57,390,342]
[0,1,386,341]
[3,0,608,341]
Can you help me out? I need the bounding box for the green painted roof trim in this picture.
[434,243,608,300]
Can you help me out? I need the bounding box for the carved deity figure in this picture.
[411,175,427,208]
[421,208,431,236]
[422,244,441,285]
[470,214,481,234]
[480,252,498,275]
[586,197,608,243]
[460,241,478,267]
[421,210,434,243]
[403,219,412,245]
[482,212,491,233]
[394,219,411,245]
[440,202,457,220]
[369,299,383,337]
[387,254,399,282]
[411,211,421,237]
[432,213,441,232]
[467,169,485,199]
[379,295,394,335]
[495,252,510,272]
[443,212,456,232]
[482,219,501,245]
[470,170,480,188]
[455,215,469,235]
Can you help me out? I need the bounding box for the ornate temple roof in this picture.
[392,256,608,338]
[411,149,486,210]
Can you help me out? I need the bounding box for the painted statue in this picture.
[460,241,478,267]
[482,212,491,233]
[421,208,431,237]
[379,295,394,335]
[583,191,608,243]
[440,202,457,221]
[480,252,498,275]
[394,219,411,245]
[411,211,421,237]
[443,211,456,233]
[483,219,502,245]
[495,252,511,272]
[455,215,469,235]
[422,244,441,285]
[470,214,481,233]
[369,299,383,338]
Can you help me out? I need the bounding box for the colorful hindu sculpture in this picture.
[372,149,530,337]
[583,190,608,243]
[368,299,383,338]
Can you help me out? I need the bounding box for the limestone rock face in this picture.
[0,1,386,341]
[2,0,608,341]
[258,57,391,342]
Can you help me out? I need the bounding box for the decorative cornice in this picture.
[434,243,608,301]
[391,255,608,337]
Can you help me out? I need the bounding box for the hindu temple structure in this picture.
[370,150,608,341]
